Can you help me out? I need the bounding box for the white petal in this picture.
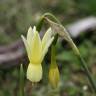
[41,37,54,61]
[42,28,52,50]
[31,31,42,64]
[27,63,42,82]
[21,35,31,60]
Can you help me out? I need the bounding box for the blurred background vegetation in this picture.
[0,0,96,96]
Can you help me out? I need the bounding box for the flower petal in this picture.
[32,26,36,33]
[41,37,54,61]
[21,35,31,60]
[31,31,42,64]
[42,28,52,50]
[27,63,42,82]
[27,26,34,46]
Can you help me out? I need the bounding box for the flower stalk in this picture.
[49,45,60,88]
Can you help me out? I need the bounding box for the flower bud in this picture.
[49,64,60,88]
[49,45,60,88]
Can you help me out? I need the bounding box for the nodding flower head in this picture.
[21,26,54,82]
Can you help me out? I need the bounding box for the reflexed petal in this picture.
[31,31,42,63]
[33,26,36,33]
[41,37,54,61]
[21,35,31,60]
[27,26,34,46]
[42,28,52,50]
[27,63,42,82]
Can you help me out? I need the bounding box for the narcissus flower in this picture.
[21,26,54,82]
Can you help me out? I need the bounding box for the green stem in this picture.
[78,54,96,92]
[36,15,44,32]
[36,12,61,32]
[19,64,24,96]
[43,12,61,24]
[51,45,57,66]
[69,38,96,93]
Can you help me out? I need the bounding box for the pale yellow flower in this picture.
[21,26,54,82]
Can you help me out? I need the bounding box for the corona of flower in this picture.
[21,26,54,82]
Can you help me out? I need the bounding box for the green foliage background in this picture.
[0,0,96,96]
